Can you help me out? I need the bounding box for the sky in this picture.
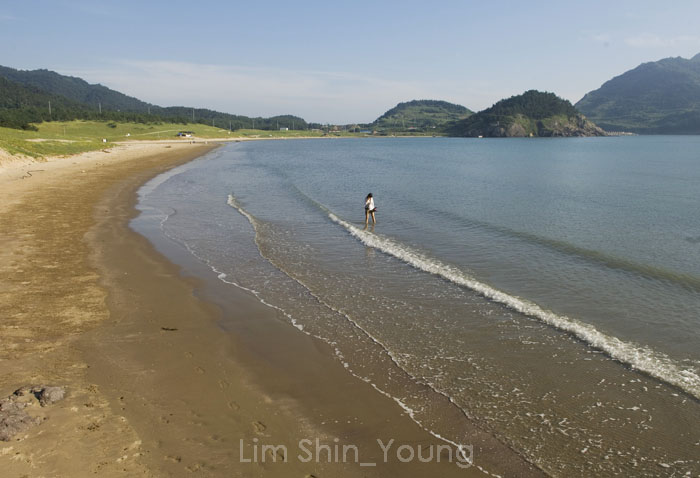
[2,0,700,124]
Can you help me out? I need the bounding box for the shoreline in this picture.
[0,142,218,475]
[0,142,541,476]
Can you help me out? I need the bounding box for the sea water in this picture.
[134,137,700,476]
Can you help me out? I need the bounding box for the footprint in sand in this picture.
[265,445,286,462]
[253,421,267,434]
[186,462,204,472]
[194,366,205,374]
[218,379,230,390]
[206,434,225,444]
[227,401,240,411]
[184,351,193,359]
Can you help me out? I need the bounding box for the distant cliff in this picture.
[576,53,700,134]
[447,90,606,137]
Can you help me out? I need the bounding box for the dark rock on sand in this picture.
[0,396,41,441]
[0,385,66,441]
[38,386,66,406]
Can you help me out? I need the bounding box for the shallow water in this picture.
[134,137,700,476]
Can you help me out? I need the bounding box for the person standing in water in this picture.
[365,193,377,225]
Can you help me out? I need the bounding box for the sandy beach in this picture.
[0,142,541,477]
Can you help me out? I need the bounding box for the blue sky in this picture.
[2,0,700,123]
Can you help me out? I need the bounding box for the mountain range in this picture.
[0,66,470,133]
[0,67,591,136]
[3,53,700,135]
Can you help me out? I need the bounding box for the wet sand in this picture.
[0,142,542,476]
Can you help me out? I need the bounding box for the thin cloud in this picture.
[63,60,464,124]
[624,34,700,48]
[590,33,611,45]
[57,60,597,122]
[577,29,612,47]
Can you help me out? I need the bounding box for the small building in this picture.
[279,127,289,131]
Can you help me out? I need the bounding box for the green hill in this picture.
[0,65,309,131]
[372,100,472,132]
[0,73,195,129]
[447,90,605,137]
[575,53,700,134]
[0,65,151,112]
[0,76,93,129]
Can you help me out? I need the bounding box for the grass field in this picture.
[0,120,366,158]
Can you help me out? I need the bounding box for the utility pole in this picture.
[99,102,102,114]
[252,118,255,129]
[48,101,51,117]
[192,108,195,121]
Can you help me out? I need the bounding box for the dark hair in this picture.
[366,193,373,199]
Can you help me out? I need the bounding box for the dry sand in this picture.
[0,142,542,476]
[0,143,217,476]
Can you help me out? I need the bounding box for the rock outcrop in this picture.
[0,385,66,441]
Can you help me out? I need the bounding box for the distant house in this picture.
[177,131,194,137]
[279,127,289,131]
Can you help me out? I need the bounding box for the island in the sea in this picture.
[445,90,606,137]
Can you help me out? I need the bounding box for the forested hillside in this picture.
[575,53,700,134]
[372,100,472,132]
[0,76,88,129]
[0,65,309,131]
[447,90,605,137]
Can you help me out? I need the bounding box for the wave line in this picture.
[325,210,700,400]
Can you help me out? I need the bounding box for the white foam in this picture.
[151,195,307,334]
[226,195,508,473]
[225,195,697,474]
[327,212,700,400]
